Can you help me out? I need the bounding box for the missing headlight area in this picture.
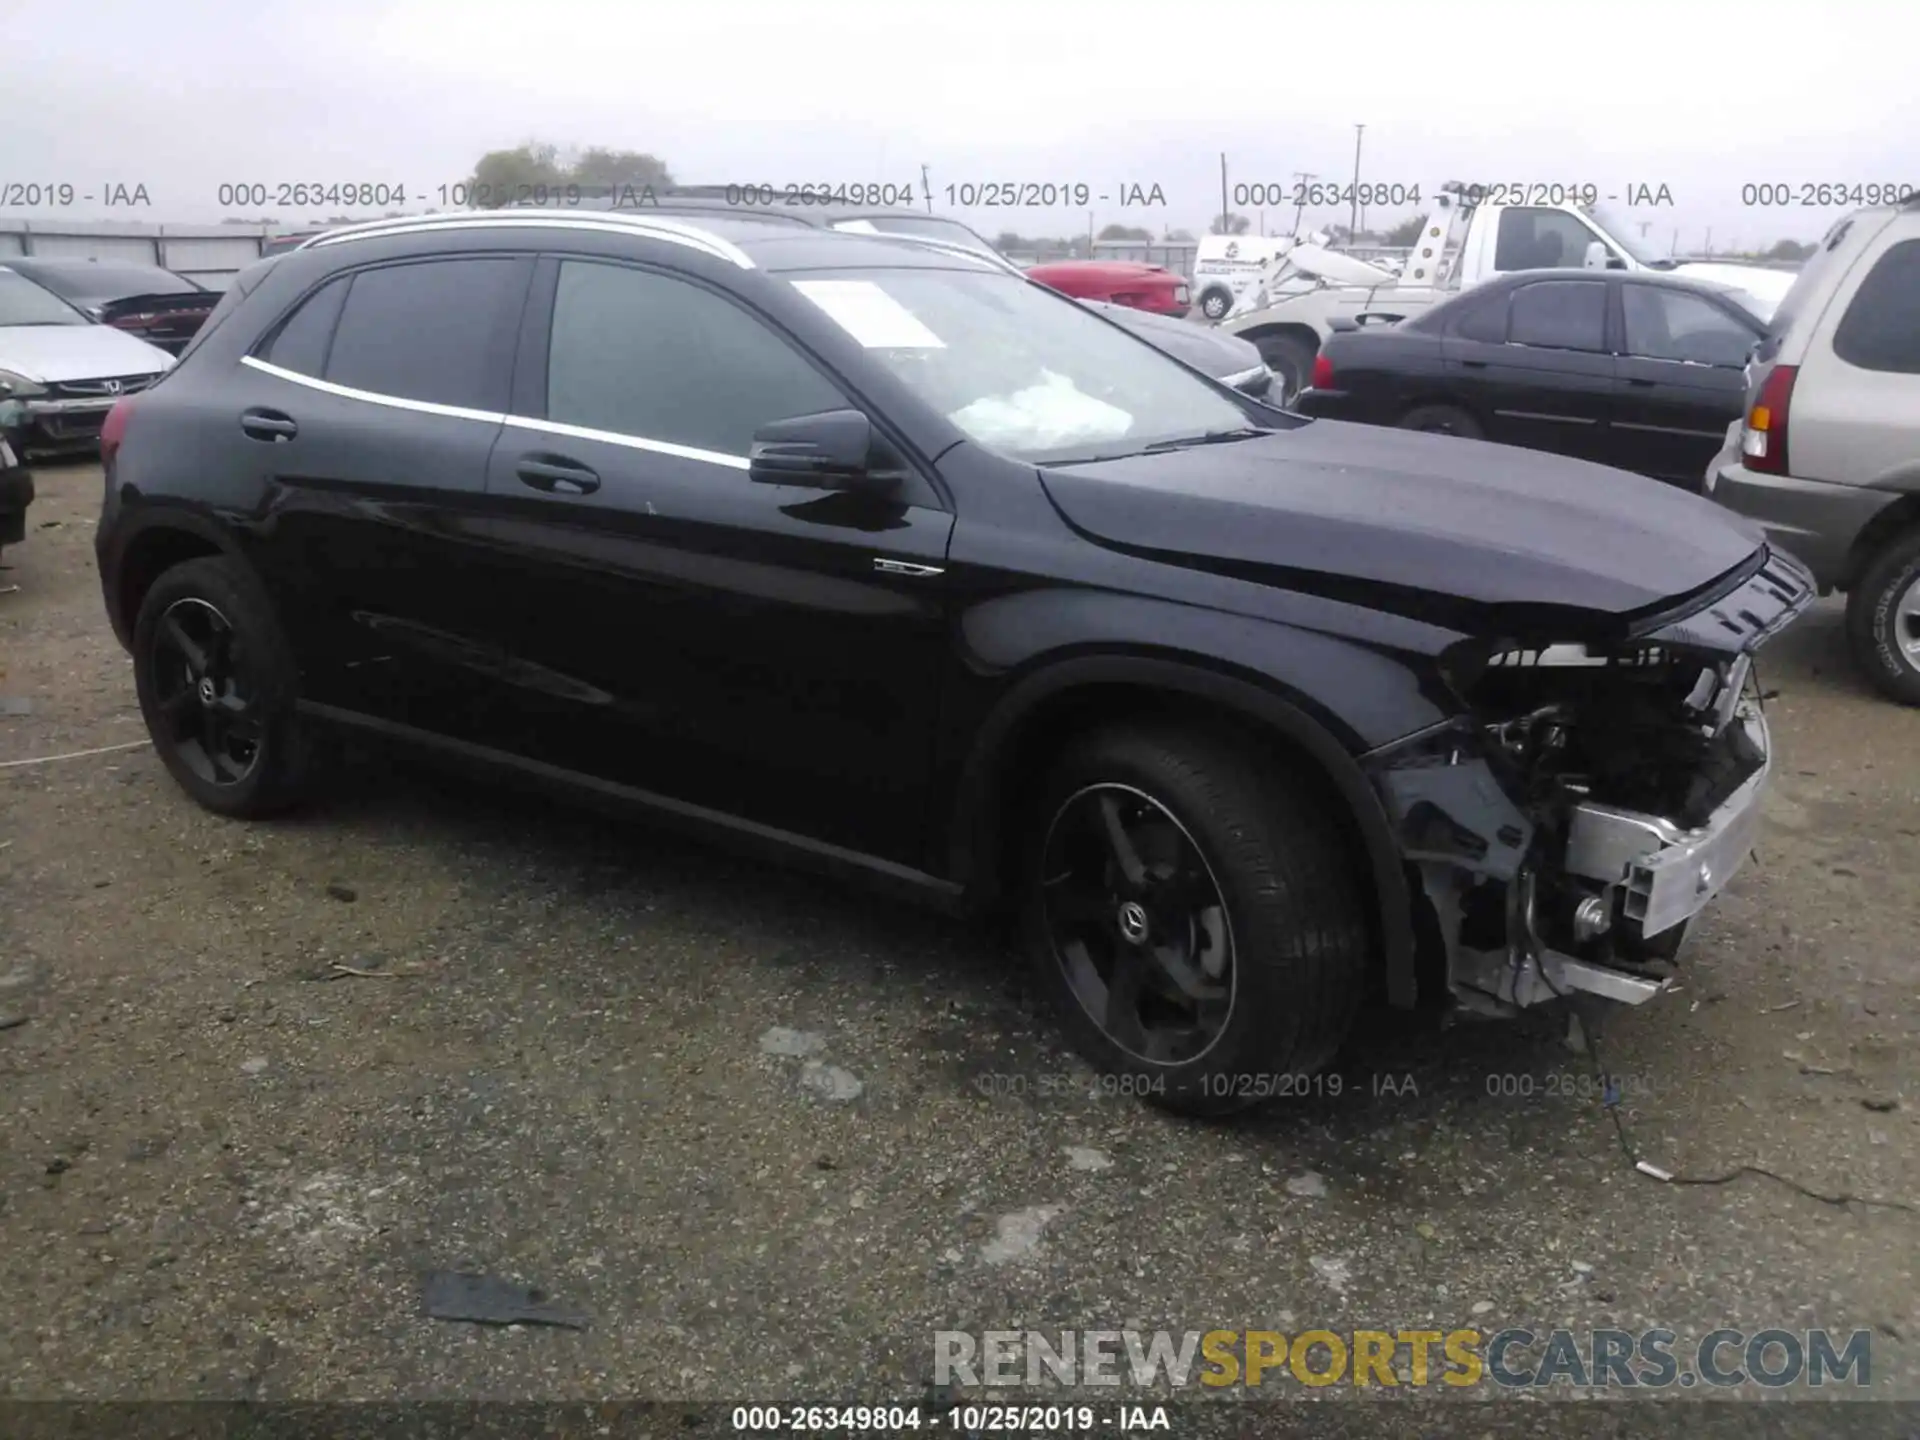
[1368,643,1771,1016]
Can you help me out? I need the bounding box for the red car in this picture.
[1024,260,1191,317]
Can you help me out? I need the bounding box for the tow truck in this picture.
[1217,184,1798,402]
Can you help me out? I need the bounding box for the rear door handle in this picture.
[516,457,601,496]
[1626,376,1658,387]
[1461,360,1488,369]
[240,408,297,442]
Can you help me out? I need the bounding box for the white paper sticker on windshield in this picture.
[792,280,946,349]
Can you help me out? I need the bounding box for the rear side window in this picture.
[1508,280,1607,352]
[323,258,529,410]
[259,276,348,376]
[1451,292,1509,342]
[1831,239,1920,373]
[544,260,845,457]
[178,256,280,363]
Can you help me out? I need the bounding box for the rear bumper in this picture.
[1704,440,1899,593]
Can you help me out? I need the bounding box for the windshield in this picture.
[788,267,1256,463]
[0,269,91,326]
[1587,204,1662,266]
[35,264,200,304]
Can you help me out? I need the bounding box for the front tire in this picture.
[132,555,313,817]
[1846,531,1920,705]
[1199,288,1233,322]
[1020,725,1371,1115]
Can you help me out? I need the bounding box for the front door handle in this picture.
[516,457,601,496]
[240,408,297,442]
[1625,376,1658,387]
[1461,360,1488,369]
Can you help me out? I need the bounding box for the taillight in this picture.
[1311,353,1336,390]
[1741,364,1797,475]
[100,396,136,476]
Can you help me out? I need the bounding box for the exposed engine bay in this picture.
[1365,553,1812,1016]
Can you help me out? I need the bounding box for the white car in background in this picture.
[0,263,174,454]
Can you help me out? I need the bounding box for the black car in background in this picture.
[1294,268,1768,488]
[96,212,1809,1112]
[2,258,219,356]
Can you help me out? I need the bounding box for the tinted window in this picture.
[1451,293,1509,342]
[1622,286,1757,366]
[259,276,348,376]
[1508,281,1606,351]
[324,258,526,410]
[1493,208,1611,271]
[545,260,846,457]
[1831,239,1920,373]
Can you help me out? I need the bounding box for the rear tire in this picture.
[1845,531,1920,706]
[132,555,313,817]
[1019,724,1371,1116]
[1397,403,1483,439]
[1199,288,1233,322]
[1253,334,1317,406]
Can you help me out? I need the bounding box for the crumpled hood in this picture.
[0,324,174,384]
[1039,419,1766,631]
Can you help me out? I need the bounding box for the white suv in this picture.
[1706,197,1920,703]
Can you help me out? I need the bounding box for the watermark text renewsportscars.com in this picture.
[935,1327,1872,1390]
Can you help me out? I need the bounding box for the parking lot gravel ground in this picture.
[3,458,1918,1429]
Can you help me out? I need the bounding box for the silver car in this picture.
[1705,195,1920,703]
[0,264,175,453]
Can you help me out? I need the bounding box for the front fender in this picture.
[942,608,1451,1007]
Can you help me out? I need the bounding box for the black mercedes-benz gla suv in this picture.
[95,210,1811,1112]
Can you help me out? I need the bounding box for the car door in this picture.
[1445,278,1615,463]
[1611,282,1759,487]
[231,253,534,738]
[476,253,956,866]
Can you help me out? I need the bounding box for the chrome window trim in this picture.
[239,355,507,424]
[302,212,755,269]
[503,414,749,470]
[240,355,751,469]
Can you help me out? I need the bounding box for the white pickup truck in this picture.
[1219,186,1798,402]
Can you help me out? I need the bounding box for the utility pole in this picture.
[1291,171,1316,235]
[1219,153,1229,236]
[1703,227,1713,258]
[1348,124,1366,246]
[920,164,932,213]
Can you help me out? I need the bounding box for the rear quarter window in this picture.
[1830,238,1920,373]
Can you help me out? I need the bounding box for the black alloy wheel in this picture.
[1038,782,1236,1065]
[149,596,264,788]
[132,555,312,817]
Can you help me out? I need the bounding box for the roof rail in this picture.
[299,209,754,268]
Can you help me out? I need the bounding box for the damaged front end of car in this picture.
[1364,549,1815,1016]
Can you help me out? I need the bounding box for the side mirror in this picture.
[747,409,898,495]
[1582,241,1611,270]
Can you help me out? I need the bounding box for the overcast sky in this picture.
[7,0,1911,249]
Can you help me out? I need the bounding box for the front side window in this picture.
[1622,286,1757,366]
[1831,239,1920,374]
[544,260,847,457]
[0,268,90,327]
[1507,280,1607,352]
[783,266,1256,463]
[323,258,527,410]
[1493,208,1610,271]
